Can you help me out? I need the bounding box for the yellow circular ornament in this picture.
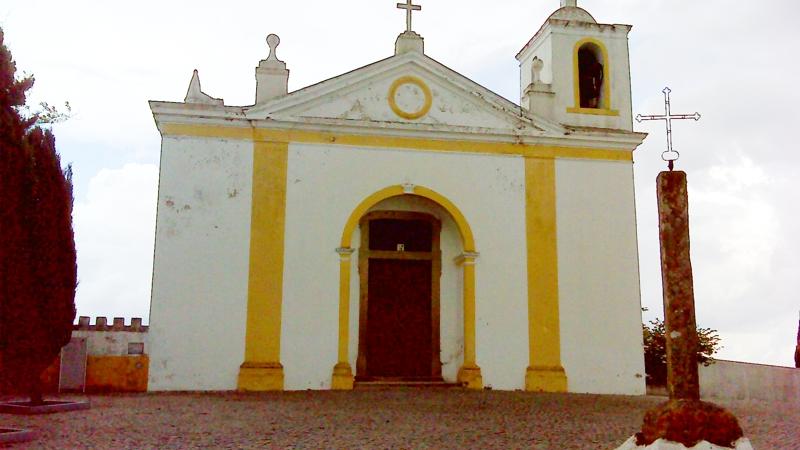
[388,76,432,120]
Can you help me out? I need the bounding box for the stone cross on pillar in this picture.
[617,170,750,449]
[397,0,421,32]
[636,88,701,171]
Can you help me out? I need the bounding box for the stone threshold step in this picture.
[354,381,465,389]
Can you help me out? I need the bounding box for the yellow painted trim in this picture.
[524,157,568,392]
[566,107,619,117]
[525,365,568,392]
[237,140,288,391]
[462,260,476,365]
[162,124,254,141]
[338,185,476,251]
[456,254,483,390]
[332,362,354,390]
[160,124,633,162]
[411,186,475,252]
[457,364,483,390]
[334,185,481,389]
[238,362,284,391]
[339,185,403,249]
[388,76,433,120]
[331,248,355,390]
[570,37,613,113]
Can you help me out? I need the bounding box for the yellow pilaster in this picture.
[237,141,288,391]
[456,252,482,390]
[524,157,568,392]
[331,247,355,390]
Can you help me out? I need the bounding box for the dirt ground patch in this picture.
[0,390,796,449]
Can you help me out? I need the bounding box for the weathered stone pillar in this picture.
[618,171,750,449]
[656,171,700,400]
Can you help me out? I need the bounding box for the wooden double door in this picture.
[356,211,442,381]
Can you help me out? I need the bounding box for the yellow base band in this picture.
[525,365,568,392]
[457,364,483,390]
[237,362,284,391]
[331,362,354,390]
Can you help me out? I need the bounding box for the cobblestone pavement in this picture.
[1,390,797,449]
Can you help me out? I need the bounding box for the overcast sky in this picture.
[2,0,797,367]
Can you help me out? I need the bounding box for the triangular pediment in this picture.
[245,52,565,137]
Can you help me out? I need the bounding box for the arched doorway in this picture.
[331,184,482,390]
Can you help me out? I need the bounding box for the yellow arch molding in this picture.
[567,37,619,116]
[338,185,475,252]
[332,184,482,390]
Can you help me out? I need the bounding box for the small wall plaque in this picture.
[128,342,145,355]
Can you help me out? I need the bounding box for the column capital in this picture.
[336,247,355,259]
[454,252,480,266]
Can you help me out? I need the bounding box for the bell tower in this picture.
[517,1,633,131]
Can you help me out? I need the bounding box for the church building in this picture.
[147,0,647,394]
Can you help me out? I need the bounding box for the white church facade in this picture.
[147,1,647,394]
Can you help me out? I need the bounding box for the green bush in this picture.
[642,318,721,386]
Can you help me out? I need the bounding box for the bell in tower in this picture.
[516,1,634,131]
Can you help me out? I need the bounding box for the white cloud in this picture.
[72,164,158,323]
[691,156,779,291]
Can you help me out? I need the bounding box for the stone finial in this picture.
[395,31,424,55]
[184,70,225,106]
[531,57,544,84]
[522,56,555,119]
[255,33,290,104]
[560,0,577,7]
[265,34,282,64]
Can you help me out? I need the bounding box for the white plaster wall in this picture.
[148,136,253,390]
[700,360,800,404]
[556,158,645,395]
[71,330,148,356]
[281,143,529,390]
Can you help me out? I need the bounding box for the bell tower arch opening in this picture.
[577,41,605,109]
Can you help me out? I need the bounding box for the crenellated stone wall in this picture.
[72,316,149,357]
[40,316,150,393]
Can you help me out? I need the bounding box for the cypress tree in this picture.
[0,27,77,404]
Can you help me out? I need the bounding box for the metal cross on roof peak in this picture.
[636,87,701,171]
[397,0,422,33]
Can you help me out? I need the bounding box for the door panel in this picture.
[366,258,432,378]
